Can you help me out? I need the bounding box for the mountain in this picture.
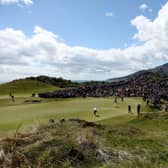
[150,63,168,75]
[107,63,168,83]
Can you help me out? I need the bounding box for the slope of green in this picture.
[0,79,60,96]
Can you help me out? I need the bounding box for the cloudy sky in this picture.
[0,0,168,82]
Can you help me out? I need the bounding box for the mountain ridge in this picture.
[107,63,168,83]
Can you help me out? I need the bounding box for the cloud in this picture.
[0,0,33,6]
[105,12,114,17]
[139,3,153,13]
[139,3,148,13]
[0,2,168,82]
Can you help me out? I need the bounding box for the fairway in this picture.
[0,96,144,136]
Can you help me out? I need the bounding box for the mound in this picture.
[0,121,104,168]
[0,119,168,168]
[0,79,59,95]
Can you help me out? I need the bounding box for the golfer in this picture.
[93,107,97,116]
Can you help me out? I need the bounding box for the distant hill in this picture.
[150,62,168,75]
[107,63,168,83]
[0,76,79,96]
[106,63,168,101]
[0,79,59,96]
[27,76,79,88]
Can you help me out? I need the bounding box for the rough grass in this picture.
[1,115,168,168]
[0,121,103,168]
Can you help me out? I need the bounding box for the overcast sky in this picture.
[0,0,168,82]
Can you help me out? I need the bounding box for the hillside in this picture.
[0,79,59,96]
[105,63,168,101]
[151,62,168,75]
[107,63,168,83]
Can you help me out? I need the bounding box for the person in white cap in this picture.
[93,107,97,116]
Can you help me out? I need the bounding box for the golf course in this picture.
[1,0,168,166]
[0,79,168,168]
[1,93,168,167]
[0,94,143,136]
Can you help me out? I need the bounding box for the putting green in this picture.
[0,96,144,136]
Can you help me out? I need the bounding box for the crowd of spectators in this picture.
[39,72,168,102]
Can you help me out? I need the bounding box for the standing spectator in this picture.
[137,104,141,116]
[146,100,149,105]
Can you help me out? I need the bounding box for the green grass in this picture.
[1,111,168,168]
[0,96,153,136]
[0,94,168,167]
[0,79,168,167]
[0,79,60,96]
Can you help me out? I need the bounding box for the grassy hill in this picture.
[0,79,60,96]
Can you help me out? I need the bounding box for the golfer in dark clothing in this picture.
[137,104,141,116]
[128,105,131,113]
[146,100,149,105]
